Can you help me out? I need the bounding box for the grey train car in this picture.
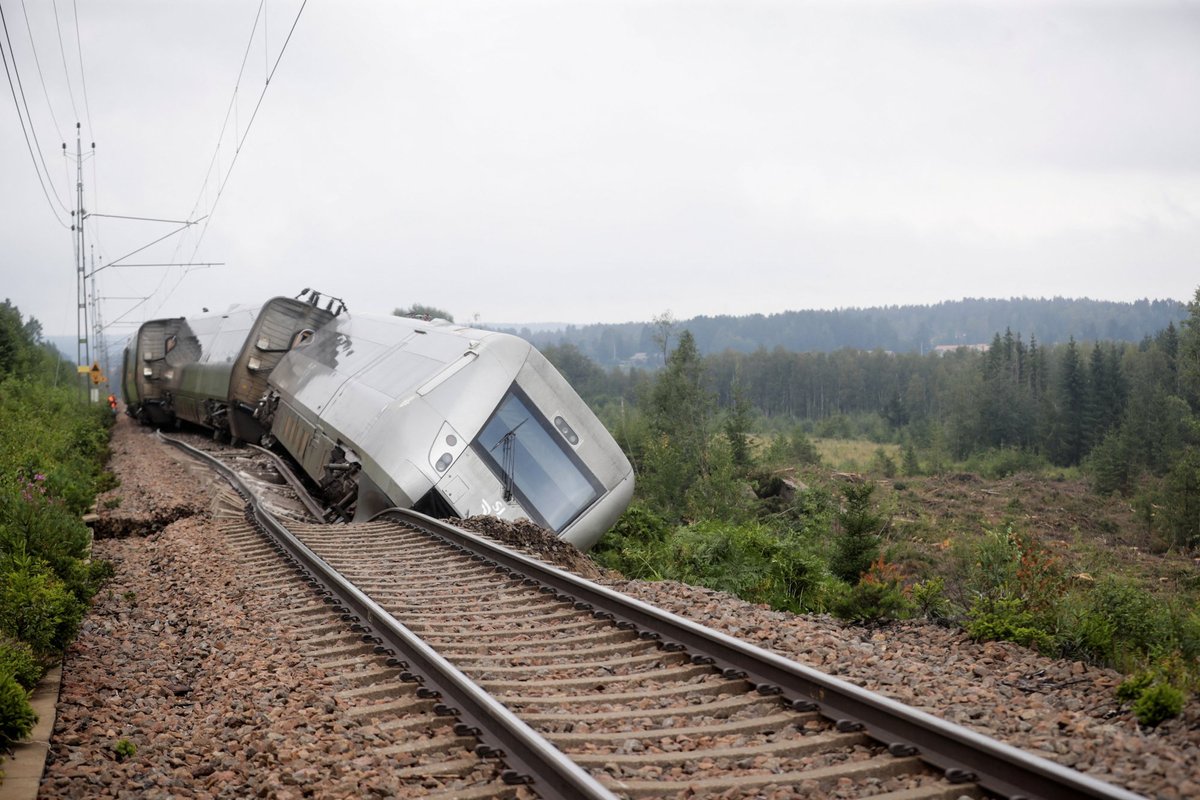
[167,305,259,432]
[124,317,189,426]
[123,294,337,440]
[262,312,634,550]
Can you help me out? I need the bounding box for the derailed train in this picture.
[122,290,634,550]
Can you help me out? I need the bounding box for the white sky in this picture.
[2,0,1198,343]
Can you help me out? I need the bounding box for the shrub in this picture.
[911,576,954,621]
[0,638,40,691]
[963,448,1051,480]
[0,557,85,656]
[966,595,1056,652]
[1115,672,1154,703]
[0,672,36,746]
[0,470,107,606]
[872,448,897,478]
[830,559,913,623]
[113,738,137,761]
[1078,578,1174,668]
[591,504,673,579]
[830,483,885,583]
[1131,683,1186,727]
[763,426,821,467]
[768,541,832,613]
[964,527,1019,598]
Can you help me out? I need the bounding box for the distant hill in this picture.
[492,297,1187,367]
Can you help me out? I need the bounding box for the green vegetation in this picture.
[112,738,137,761]
[580,289,1200,727]
[0,300,114,749]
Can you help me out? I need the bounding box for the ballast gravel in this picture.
[40,415,1198,798]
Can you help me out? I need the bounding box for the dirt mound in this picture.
[450,516,608,580]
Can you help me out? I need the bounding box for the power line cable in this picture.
[2,0,69,212]
[183,2,263,229]
[185,0,308,255]
[145,1,265,320]
[0,3,69,227]
[18,0,63,142]
[48,0,77,120]
[152,0,309,317]
[70,0,91,135]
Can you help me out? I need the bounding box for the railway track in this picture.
[163,433,1146,800]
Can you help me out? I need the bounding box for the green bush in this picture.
[831,578,911,623]
[966,595,1056,652]
[0,378,113,516]
[113,738,137,761]
[830,483,884,582]
[963,527,1019,599]
[912,576,955,621]
[1077,578,1174,668]
[0,672,36,746]
[963,447,1051,480]
[0,638,41,691]
[1115,672,1155,703]
[0,557,85,656]
[763,426,821,467]
[872,448,897,478]
[1130,683,1186,727]
[592,504,673,579]
[0,481,92,586]
[768,544,831,613]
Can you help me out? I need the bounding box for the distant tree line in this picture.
[504,297,1185,366]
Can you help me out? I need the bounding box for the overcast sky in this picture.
[2,0,1198,345]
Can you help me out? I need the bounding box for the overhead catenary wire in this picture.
[0,1,69,227]
[48,0,77,121]
[150,0,309,317]
[18,0,63,142]
[69,0,91,136]
[148,0,267,317]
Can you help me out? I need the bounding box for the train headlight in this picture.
[435,453,453,472]
[554,416,580,446]
[142,367,152,378]
[247,356,262,372]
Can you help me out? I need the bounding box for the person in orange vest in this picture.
[107,393,118,414]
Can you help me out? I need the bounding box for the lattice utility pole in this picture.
[70,122,94,402]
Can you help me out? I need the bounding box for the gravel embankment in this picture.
[43,418,505,798]
[43,415,1198,798]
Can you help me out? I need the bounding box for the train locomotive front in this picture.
[264,313,633,550]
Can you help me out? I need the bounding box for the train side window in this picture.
[291,329,315,349]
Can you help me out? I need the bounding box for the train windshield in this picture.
[474,387,603,532]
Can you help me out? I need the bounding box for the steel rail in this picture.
[245,442,328,521]
[159,433,618,800]
[377,507,1147,800]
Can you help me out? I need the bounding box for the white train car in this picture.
[262,312,634,550]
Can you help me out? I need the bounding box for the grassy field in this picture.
[812,438,902,473]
